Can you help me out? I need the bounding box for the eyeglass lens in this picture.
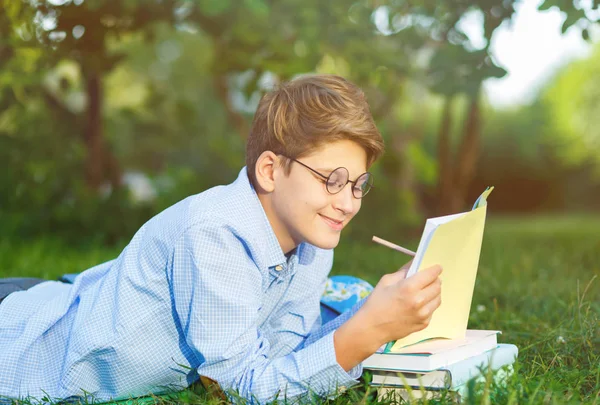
[326,168,373,198]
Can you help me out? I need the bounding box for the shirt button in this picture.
[275,265,283,271]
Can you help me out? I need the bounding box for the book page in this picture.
[406,212,468,278]
[391,205,488,349]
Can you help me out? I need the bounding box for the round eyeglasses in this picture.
[286,157,374,199]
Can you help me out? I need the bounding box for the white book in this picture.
[363,330,499,372]
[370,343,518,389]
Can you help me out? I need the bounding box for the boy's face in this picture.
[270,139,367,252]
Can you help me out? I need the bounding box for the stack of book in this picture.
[363,330,518,401]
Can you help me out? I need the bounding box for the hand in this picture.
[359,264,442,345]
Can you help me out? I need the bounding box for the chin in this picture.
[307,234,341,250]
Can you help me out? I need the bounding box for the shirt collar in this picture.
[230,167,294,270]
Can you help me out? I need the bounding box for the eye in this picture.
[327,169,347,191]
[353,173,373,197]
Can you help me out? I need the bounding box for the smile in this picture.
[319,214,344,231]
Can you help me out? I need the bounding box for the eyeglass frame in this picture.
[281,156,374,199]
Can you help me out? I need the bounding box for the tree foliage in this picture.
[541,42,600,173]
[1,0,599,243]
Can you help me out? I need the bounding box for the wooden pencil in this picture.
[371,236,416,257]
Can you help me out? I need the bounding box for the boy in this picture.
[0,75,442,404]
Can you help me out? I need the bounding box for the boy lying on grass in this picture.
[0,75,442,404]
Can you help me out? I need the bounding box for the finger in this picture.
[394,268,408,279]
[419,293,442,319]
[378,269,407,287]
[418,278,442,307]
[387,268,408,285]
[408,264,442,288]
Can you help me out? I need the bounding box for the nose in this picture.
[332,183,356,215]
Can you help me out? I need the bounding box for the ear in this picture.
[254,151,280,193]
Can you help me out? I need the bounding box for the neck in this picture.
[257,192,297,255]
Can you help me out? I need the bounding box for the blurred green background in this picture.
[0,0,599,244]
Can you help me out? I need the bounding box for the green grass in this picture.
[1,214,599,404]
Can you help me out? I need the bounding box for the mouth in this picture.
[319,214,344,231]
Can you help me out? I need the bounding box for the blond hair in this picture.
[246,74,384,187]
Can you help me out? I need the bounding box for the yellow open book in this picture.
[388,187,494,352]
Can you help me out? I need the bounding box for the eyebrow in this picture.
[315,167,336,173]
[316,167,369,181]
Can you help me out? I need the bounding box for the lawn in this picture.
[1,214,598,404]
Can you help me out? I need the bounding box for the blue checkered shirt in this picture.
[0,167,363,404]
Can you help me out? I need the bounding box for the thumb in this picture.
[392,268,408,281]
[378,268,408,288]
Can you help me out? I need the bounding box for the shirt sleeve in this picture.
[284,251,366,380]
[168,221,360,404]
[301,299,366,379]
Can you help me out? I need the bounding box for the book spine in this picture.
[371,371,449,389]
[444,344,518,387]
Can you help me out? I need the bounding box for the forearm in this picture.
[333,307,387,371]
[303,299,366,348]
[200,331,360,404]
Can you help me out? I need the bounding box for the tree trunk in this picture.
[84,71,122,190]
[85,72,104,189]
[451,88,482,212]
[104,145,123,190]
[436,95,455,215]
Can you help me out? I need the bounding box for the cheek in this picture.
[277,181,323,215]
[296,182,330,210]
[296,194,327,216]
[354,199,362,213]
